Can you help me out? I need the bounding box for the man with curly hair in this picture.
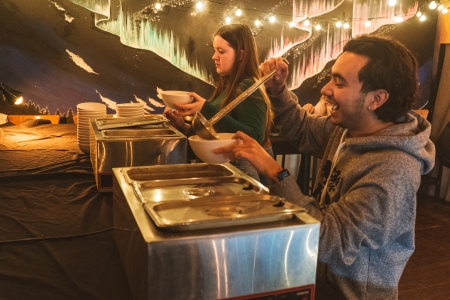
[216,35,436,299]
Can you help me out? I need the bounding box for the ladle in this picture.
[192,67,280,140]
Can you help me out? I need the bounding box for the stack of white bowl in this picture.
[116,103,145,118]
[76,102,106,154]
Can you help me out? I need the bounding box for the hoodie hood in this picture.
[343,110,435,175]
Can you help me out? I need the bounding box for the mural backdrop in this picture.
[0,0,437,120]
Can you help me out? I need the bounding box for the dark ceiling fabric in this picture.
[0,123,132,299]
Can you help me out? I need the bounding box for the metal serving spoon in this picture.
[192,60,288,140]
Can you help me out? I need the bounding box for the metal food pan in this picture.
[122,163,235,184]
[144,194,305,232]
[95,115,168,130]
[101,128,177,138]
[132,176,267,203]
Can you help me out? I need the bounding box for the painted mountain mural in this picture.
[0,0,436,118]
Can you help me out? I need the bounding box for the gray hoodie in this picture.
[269,88,435,300]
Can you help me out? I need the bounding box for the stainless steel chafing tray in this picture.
[133,176,264,199]
[101,128,177,139]
[94,115,167,130]
[141,194,305,232]
[121,163,305,231]
[122,163,268,200]
[123,163,235,183]
[113,163,320,300]
[90,116,187,192]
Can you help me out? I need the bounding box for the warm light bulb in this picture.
[365,20,372,27]
[438,4,444,10]
[443,8,449,13]
[15,96,23,105]
[388,0,396,6]
[394,15,403,22]
[343,22,349,29]
[255,19,261,27]
[195,2,203,10]
[235,9,242,17]
[429,1,437,9]
[420,15,427,21]
[289,21,295,27]
[303,18,310,26]
[336,20,342,28]
[155,3,161,10]
[269,15,276,23]
[315,23,321,30]
[225,17,231,24]
[416,11,422,17]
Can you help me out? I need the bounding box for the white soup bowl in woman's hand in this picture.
[160,91,193,109]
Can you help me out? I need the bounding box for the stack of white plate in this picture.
[116,103,145,118]
[77,102,106,154]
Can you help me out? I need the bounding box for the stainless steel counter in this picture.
[113,163,320,300]
[90,117,187,192]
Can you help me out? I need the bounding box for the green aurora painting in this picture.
[0,0,437,117]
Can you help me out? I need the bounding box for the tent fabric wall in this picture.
[429,44,450,201]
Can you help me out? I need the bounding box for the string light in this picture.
[150,0,444,34]
[425,0,450,14]
[195,2,203,11]
[414,0,450,21]
[393,15,403,22]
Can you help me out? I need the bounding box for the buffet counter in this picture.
[0,121,133,299]
[0,120,319,299]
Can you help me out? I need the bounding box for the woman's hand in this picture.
[173,92,206,117]
[303,103,315,114]
[259,57,289,96]
[214,131,283,180]
[163,109,191,134]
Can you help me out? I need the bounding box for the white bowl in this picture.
[77,102,106,111]
[117,113,144,118]
[160,91,193,109]
[78,143,90,155]
[116,103,144,108]
[188,133,239,164]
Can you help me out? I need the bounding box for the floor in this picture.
[398,193,450,299]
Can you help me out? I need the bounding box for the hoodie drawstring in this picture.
[319,129,348,208]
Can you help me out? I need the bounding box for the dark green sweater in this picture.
[199,78,267,145]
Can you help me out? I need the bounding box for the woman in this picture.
[165,23,273,182]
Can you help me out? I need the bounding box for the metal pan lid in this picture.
[94,115,168,130]
[144,194,306,232]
